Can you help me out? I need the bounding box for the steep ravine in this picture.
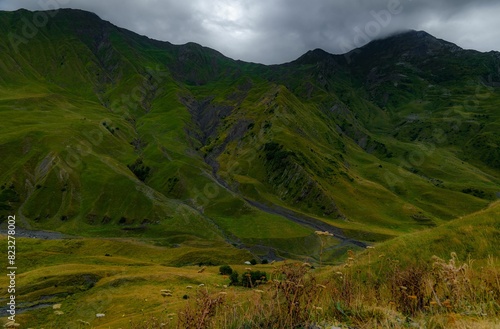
[182,93,369,252]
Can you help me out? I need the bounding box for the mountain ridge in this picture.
[7,8,499,66]
[0,8,499,262]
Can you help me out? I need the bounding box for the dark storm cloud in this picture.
[1,0,499,64]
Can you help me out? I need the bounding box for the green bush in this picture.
[228,270,267,287]
[127,158,151,182]
[229,271,239,286]
[241,270,267,288]
[219,265,233,275]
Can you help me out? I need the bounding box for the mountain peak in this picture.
[292,48,334,65]
[390,29,432,38]
[343,29,463,65]
[372,29,462,52]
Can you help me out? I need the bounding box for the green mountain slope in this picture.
[0,9,499,261]
[360,200,500,267]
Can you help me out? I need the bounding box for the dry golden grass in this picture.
[131,253,500,329]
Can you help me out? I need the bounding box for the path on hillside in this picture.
[205,157,368,250]
[244,198,367,248]
[0,228,75,239]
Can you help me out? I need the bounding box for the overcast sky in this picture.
[1,0,499,64]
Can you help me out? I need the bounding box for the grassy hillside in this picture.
[0,235,253,328]
[0,203,498,327]
[352,200,500,268]
[0,9,499,264]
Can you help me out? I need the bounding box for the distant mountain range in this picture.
[1,8,499,261]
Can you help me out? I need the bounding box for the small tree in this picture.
[229,271,239,286]
[219,265,233,275]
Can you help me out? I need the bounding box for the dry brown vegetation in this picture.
[131,252,500,329]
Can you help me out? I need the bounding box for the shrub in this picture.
[250,259,257,265]
[265,263,321,328]
[219,265,233,275]
[127,158,151,182]
[241,270,267,288]
[229,271,239,286]
[177,289,225,329]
